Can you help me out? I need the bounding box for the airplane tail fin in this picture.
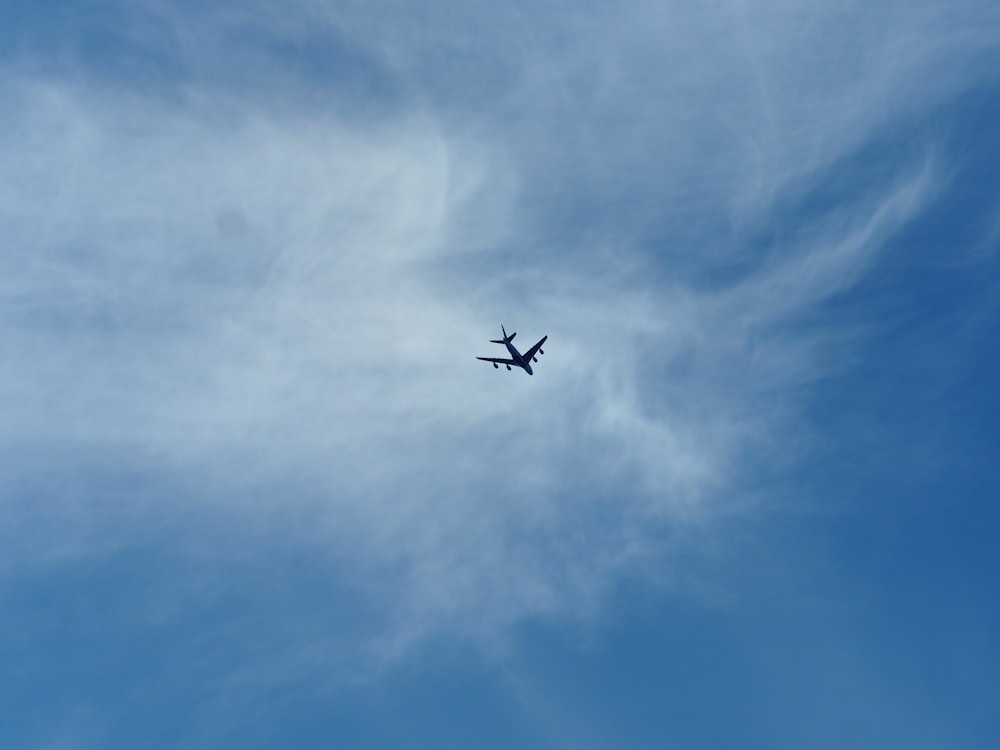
[491,325,515,344]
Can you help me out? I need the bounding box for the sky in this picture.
[1,1,999,747]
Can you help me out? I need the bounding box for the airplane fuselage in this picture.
[505,340,533,375]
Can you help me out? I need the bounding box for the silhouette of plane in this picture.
[477,325,547,375]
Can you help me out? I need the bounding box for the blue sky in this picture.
[1,1,998,747]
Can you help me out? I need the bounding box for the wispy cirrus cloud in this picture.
[1,0,994,673]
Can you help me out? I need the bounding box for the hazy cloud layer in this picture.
[2,0,996,666]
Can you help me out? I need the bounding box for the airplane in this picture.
[477,325,547,375]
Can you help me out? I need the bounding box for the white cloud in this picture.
[1,0,995,669]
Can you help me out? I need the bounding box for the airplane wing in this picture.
[477,356,518,366]
[521,335,548,362]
